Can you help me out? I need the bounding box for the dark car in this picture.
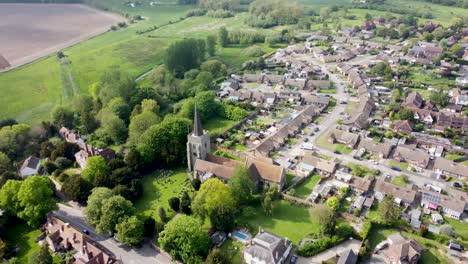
[82,229,90,235]
[334,150,341,154]
[453,182,462,188]
[391,166,401,172]
[290,255,298,264]
[353,155,362,161]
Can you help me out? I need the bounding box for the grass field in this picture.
[389,160,409,171]
[293,174,321,199]
[444,217,468,241]
[134,169,192,222]
[4,222,41,263]
[238,200,321,245]
[204,116,237,137]
[219,239,244,264]
[445,153,468,166]
[391,175,408,187]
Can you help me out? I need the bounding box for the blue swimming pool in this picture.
[233,231,249,240]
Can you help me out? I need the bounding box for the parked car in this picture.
[375,241,389,251]
[453,182,462,188]
[353,155,362,161]
[82,229,90,235]
[391,166,401,172]
[290,255,298,264]
[334,150,342,154]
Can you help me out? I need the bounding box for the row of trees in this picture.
[246,0,303,28]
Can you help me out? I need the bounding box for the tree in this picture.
[51,105,74,128]
[326,196,340,211]
[206,35,217,56]
[158,206,167,223]
[228,167,254,205]
[218,27,229,47]
[398,109,414,122]
[96,195,134,234]
[29,243,52,264]
[0,124,31,160]
[310,204,335,236]
[128,109,160,145]
[200,60,227,78]
[423,32,433,42]
[98,69,135,105]
[209,204,235,231]
[84,187,114,226]
[429,89,449,108]
[378,195,401,224]
[16,176,57,227]
[62,174,92,203]
[158,215,210,264]
[143,216,156,238]
[81,156,110,184]
[206,249,231,264]
[168,197,180,212]
[192,178,236,220]
[164,38,206,77]
[180,191,192,214]
[115,216,144,246]
[98,109,128,144]
[0,179,21,213]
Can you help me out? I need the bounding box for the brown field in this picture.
[0,4,123,70]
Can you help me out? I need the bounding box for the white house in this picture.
[19,156,42,178]
[244,231,292,264]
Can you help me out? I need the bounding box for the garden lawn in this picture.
[5,222,41,263]
[335,144,352,155]
[389,160,408,171]
[219,239,244,264]
[293,174,321,199]
[204,116,237,137]
[238,200,320,245]
[134,169,192,222]
[391,176,408,187]
[444,217,468,241]
[445,154,468,166]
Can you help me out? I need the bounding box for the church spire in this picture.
[193,104,203,136]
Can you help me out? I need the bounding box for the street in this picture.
[54,204,173,264]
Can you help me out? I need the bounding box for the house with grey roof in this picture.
[19,156,42,178]
[244,231,292,264]
[357,138,393,158]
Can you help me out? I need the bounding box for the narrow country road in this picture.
[53,204,173,264]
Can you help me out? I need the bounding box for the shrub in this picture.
[242,45,265,57]
[186,8,207,17]
[207,10,234,18]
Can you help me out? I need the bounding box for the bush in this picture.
[207,10,234,18]
[297,235,342,257]
[242,45,265,57]
[186,8,207,17]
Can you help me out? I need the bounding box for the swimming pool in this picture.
[233,231,249,241]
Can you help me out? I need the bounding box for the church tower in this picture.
[187,105,210,172]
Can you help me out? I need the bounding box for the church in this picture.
[187,106,286,189]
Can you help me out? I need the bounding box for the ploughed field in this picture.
[0,4,122,70]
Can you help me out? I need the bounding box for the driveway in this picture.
[54,204,173,264]
[297,238,362,264]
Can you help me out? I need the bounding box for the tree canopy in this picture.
[115,215,144,246]
[228,166,254,205]
[192,178,237,220]
[164,38,206,77]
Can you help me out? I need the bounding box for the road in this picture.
[54,204,172,264]
[280,54,448,189]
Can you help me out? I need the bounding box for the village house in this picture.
[403,92,424,109]
[18,156,42,178]
[75,144,115,169]
[244,230,292,264]
[432,157,468,179]
[302,94,330,107]
[263,74,285,86]
[357,138,393,159]
[381,233,424,264]
[308,80,332,91]
[0,54,11,71]
[435,113,468,133]
[328,128,361,148]
[343,98,375,129]
[420,190,466,219]
[374,179,416,206]
[349,176,374,195]
[408,45,443,60]
[411,132,453,151]
[299,154,337,177]
[59,127,85,145]
[284,77,307,89]
[392,146,431,171]
[392,120,413,135]
[243,74,263,83]
[44,215,116,264]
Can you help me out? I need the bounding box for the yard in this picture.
[389,160,409,171]
[391,175,408,187]
[134,169,193,222]
[444,217,468,241]
[445,154,468,166]
[204,116,237,137]
[4,222,41,263]
[219,239,244,264]
[237,200,321,245]
[293,174,321,199]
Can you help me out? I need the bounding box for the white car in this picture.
[376,241,389,251]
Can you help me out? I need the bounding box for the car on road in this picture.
[453,182,462,188]
[290,255,298,264]
[82,229,90,235]
[334,150,341,154]
[353,155,362,160]
[375,241,389,252]
[391,166,402,172]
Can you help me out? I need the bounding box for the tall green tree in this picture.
[115,216,144,246]
[310,204,335,236]
[206,35,217,56]
[228,167,254,205]
[218,27,229,47]
[81,156,110,184]
[206,249,231,264]
[378,195,401,224]
[84,187,114,226]
[192,178,236,220]
[96,195,134,234]
[158,215,210,264]
[29,243,52,264]
[164,38,206,77]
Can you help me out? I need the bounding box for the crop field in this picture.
[0,4,123,69]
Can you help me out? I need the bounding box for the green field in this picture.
[238,200,320,245]
[391,175,408,187]
[204,116,237,137]
[444,217,468,241]
[134,169,192,222]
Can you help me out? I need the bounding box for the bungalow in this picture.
[392,146,431,171]
[243,74,263,83]
[435,113,468,133]
[59,127,85,145]
[328,128,360,148]
[308,80,332,91]
[348,176,373,194]
[284,78,307,89]
[220,78,240,91]
[383,233,424,264]
[337,63,355,76]
[299,154,337,177]
[432,157,468,179]
[451,88,468,105]
[374,179,416,206]
[357,138,393,159]
[404,92,424,109]
[408,45,443,59]
[263,74,284,86]
[244,231,292,264]
[75,144,115,169]
[18,156,42,178]
[411,108,435,125]
[302,94,330,107]
[343,98,375,129]
[420,190,466,219]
